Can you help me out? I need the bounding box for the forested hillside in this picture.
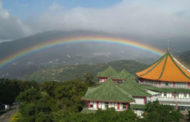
[0,77,185,122]
[22,60,147,82]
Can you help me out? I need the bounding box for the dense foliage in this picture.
[139,101,183,122]
[188,111,190,121]
[0,79,39,105]
[14,75,93,122]
[53,108,137,122]
[0,78,186,122]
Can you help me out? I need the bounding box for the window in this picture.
[105,102,108,109]
[175,93,178,98]
[184,94,187,98]
[165,82,168,86]
[164,93,167,97]
[122,103,127,109]
[90,104,93,108]
[108,102,114,108]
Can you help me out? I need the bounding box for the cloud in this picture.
[0,2,32,42]
[36,0,190,41]
[48,2,64,11]
[1,0,190,43]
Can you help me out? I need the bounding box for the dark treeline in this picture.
[0,75,189,122]
[0,79,39,105]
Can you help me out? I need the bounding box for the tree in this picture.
[187,111,190,121]
[0,79,39,105]
[84,73,95,86]
[0,79,20,105]
[16,88,41,103]
[54,79,88,112]
[139,101,183,122]
[19,81,39,91]
[53,108,137,122]
[40,81,58,98]
[17,88,57,122]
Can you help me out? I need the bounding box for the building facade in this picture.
[82,50,190,116]
[136,50,190,110]
[82,78,134,112]
[82,67,150,116]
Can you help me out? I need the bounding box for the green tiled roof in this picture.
[120,77,151,97]
[141,84,190,93]
[82,78,134,102]
[96,66,117,77]
[112,69,132,79]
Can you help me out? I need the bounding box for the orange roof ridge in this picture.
[168,53,190,79]
[158,53,168,80]
[172,55,190,74]
[138,53,167,77]
[136,50,190,82]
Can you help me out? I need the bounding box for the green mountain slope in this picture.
[22,60,147,82]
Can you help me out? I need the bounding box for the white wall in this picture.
[108,102,117,109]
[99,78,107,83]
[139,91,190,107]
[160,93,190,99]
[89,101,97,110]
[5,105,10,110]
[88,101,127,111]
[175,82,188,88]
[134,110,144,117]
[131,97,145,105]
[141,80,189,89]
[97,102,105,110]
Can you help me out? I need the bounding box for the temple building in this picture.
[82,67,151,116]
[96,66,117,83]
[97,67,132,83]
[136,50,190,110]
[82,78,134,111]
[82,49,190,115]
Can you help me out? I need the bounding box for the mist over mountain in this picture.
[0,31,189,79]
[179,50,190,65]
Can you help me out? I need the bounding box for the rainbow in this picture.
[0,36,164,69]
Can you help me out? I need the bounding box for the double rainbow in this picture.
[0,36,164,69]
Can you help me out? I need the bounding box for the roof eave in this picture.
[81,98,134,103]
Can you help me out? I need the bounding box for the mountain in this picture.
[178,50,190,68]
[22,60,148,82]
[21,50,190,82]
[0,31,160,79]
[0,31,189,79]
[179,50,190,64]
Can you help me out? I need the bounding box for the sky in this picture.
[2,0,122,20]
[0,0,190,44]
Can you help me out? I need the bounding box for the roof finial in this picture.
[168,40,170,51]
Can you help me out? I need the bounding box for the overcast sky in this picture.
[0,0,190,43]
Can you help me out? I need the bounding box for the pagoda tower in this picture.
[136,50,190,110]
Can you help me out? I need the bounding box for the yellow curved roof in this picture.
[136,50,190,82]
